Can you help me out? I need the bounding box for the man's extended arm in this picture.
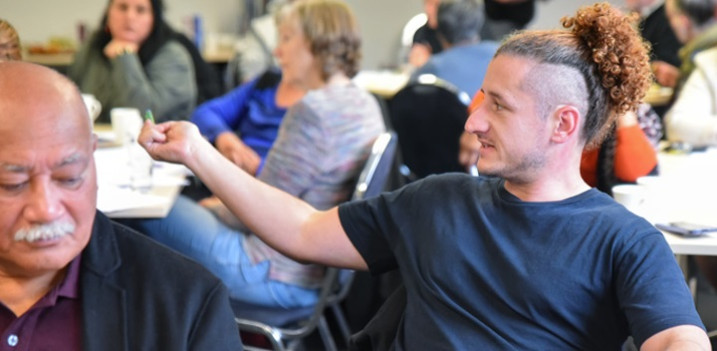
[139,121,368,270]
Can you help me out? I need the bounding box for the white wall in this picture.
[531,0,627,30]
[1,0,243,45]
[2,0,626,69]
[347,0,628,70]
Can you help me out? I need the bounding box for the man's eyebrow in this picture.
[0,163,26,173]
[0,153,87,173]
[55,153,87,168]
[485,90,512,104]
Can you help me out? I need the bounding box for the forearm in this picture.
[187,140,366,269]
[640,325,709,351]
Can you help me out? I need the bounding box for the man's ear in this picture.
[550,105,580,144]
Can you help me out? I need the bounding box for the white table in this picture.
[640,148,717,256]
[93,128,188,218]
[353,70,410,99]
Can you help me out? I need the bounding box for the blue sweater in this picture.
[191,70,286,171]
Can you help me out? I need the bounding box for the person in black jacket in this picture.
[0,61,242,351]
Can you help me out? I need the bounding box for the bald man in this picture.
[0,62,242,350]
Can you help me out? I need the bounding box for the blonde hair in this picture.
[279,0,362,79]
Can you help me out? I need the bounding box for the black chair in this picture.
[389,74,471,179]
[234,131,398,351]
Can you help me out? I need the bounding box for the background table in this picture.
[634,148,717,255]
[94,126,188,218]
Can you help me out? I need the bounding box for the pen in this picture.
[144,109,155,123]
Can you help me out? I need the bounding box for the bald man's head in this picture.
[0,62,92,140]
[0,62,98,278]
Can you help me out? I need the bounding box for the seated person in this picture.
[626,0,682,88]
[0,62,242,350]
[665,0,717,90]
[126,0,385,309]
[408,0,442,68]
[408,0,538,68]
[138,3,708,349]
[192,69,305,176]
[68,0,196,123]
[410,0,499,97]
[664,46,717,147]
[0,19,21,61]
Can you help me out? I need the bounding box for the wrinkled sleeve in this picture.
[110,41,196,122]
[192,78,258,143]
[614,226,705,348]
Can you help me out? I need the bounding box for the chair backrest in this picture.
[389,75,470,179]
[235,132,398,351]
[352,131,398,201]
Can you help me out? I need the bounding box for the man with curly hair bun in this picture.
[137,2,709,349]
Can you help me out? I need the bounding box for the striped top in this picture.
[244,82,385,288]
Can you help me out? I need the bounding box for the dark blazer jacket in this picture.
[80,211,243,350]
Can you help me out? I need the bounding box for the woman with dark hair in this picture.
[68,0,196,123]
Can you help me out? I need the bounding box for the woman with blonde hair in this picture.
[127,0,385,309]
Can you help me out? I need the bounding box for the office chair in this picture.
[235,131,398,351]
[389,74,470,179]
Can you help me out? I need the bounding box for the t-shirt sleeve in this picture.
[615,225,705,347]
[338,197,398,275]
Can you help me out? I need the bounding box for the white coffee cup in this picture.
[81,94,102,123]
[612,184,646,212]
[110,108,142,145]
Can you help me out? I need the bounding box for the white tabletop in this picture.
[94,130,188,218]
[636,148,717,256]
[353,70,410,99]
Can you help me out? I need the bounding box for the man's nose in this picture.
[465,107,488,134]
[24,180,64,223]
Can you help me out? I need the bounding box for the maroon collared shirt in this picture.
[0,256,82,351]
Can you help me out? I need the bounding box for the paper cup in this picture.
[110,108,142,145]
[612,184,646,212]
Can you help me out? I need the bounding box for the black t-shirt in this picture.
[339,174,703,350]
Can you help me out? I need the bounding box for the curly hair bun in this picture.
[561,2,652,116]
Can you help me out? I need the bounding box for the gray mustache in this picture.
[14,222,76,243]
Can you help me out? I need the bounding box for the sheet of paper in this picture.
[96,185,170,213]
